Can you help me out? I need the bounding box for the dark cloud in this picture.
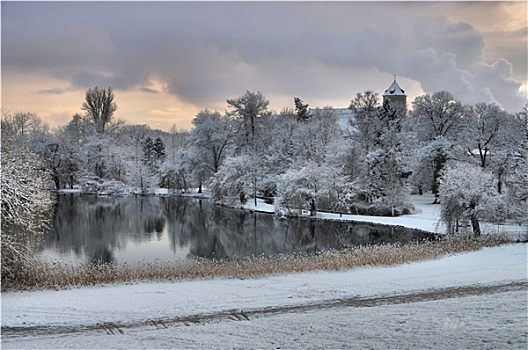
[138,87,161,94]
[38,87,75,95]
[2,1,526,113]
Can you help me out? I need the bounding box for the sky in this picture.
[1,1,527,131]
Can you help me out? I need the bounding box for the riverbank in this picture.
[1,234,510,292]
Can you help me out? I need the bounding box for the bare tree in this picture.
[467,103,510,169]
[411,91,467,142]
[81,86,118,134]
[1,111,47,137]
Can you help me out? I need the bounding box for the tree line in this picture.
[2,87,527,236]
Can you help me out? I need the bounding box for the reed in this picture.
[1,234,511,292]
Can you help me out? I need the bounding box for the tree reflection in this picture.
[90,245,114,265]
[44,195,435,265]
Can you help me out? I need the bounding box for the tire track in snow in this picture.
[2,281,526,338]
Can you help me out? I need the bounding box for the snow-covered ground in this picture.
[3,192,527,348]
[2,244,527,348]
[243,193,527,240]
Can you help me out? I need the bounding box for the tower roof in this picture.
[383,78,406,96]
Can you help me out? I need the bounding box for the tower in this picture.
[383,77,407,114]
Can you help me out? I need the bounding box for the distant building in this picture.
[382,77,407,113]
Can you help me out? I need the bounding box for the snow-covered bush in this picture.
[79,175,132,196]
[160,167,189,194]
[349,200,415,217]
[275,162,352,216]
[275,168,312,216]
[258,172,278,199]
[439,163,502,235]
[504,157,528,223]
[210,154,253,205]
[124,161,158,195]
[1,143,55,279]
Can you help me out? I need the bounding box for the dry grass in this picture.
[1,234,513,292]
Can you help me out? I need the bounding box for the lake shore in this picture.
[58,188,528,240]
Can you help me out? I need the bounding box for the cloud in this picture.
[38,87,75,95]
[2,0,526,121]
[467,59,524,110]
[138,87,161,94]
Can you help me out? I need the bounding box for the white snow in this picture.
[383,79,406,96]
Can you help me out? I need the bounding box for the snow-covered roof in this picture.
[309,108,354,118]
[383,79,406,96]
[309,108,355,132]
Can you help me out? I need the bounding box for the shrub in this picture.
[80,175,132,196]
[1,234,510,292]
[349,200,416,217]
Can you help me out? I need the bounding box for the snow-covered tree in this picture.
[295,110,341,165]
[276,162,352,216]
[505,155,528,223]
[324,130,360,180]
[225,91,270,205]
[411,137,454,202]
[190,109,235,174]
[410,92,470,200]
[126,161,157,195]
[349,91,383,154]
[227,90,269,150]
[54,121,84,189]
[160,156,189,194]
[439,163,502,236]
[257,113,297,177]
[81,133,113,179]
[153,136,166,161]
[158,126,192,193]
[1,111,48,137]
[348,93,413,213]
[1,141,55,279]
[142,136,165,172]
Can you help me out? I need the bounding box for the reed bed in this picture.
[1,234,512,292]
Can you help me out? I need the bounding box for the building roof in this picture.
[383,78,406,96]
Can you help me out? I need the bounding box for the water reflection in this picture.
[41,195,435,265]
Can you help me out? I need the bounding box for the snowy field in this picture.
[2,193,527,348]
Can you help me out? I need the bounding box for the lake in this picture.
[39,194,435,265]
